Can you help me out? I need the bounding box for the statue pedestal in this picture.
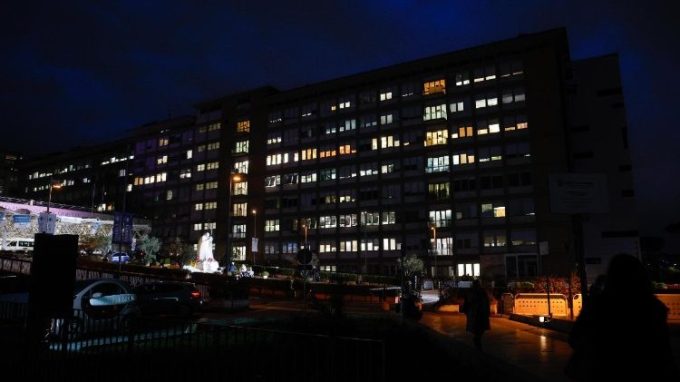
[198,260,219,273]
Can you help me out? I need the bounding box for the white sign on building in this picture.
[549,173,609,214]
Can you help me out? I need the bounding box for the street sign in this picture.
[38,212,57,234]
[12,214,31,226]
[251,237,258,253]
[549,173,609,214]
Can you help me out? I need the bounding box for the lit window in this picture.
[233,224,246,239]
[233,181,248,195]
[423,79,446,95]
[186,150,193,159]
[301,148,317,160]
[483,231,506,247]
[478,147,503,163]
[380,113,394,125]
[206,161,219,170]
[157,155,168,165]
[361,211,380,226]
[429,209,452,227]
[319,216,337,229]
[265,175,280,188]
[379,91,393,101]
[381,211,396,225]
[481,202,506,218]
[265,219,280,232]
[452,151,475,165]
[339,214,358,227]
[205,202,217,210]
[236,120,250,133]
[449,101,465,113]
[193,223,203,231]
[267,133,282,145]
[156,172,167,182]
[195,183,205,191]
[234,160,249,174]
[458,263,480,277]
[473,65,496,83]
[339,240,358,252]
[233,202,248,217]
[426,156,450,173]
[234,140,249,154]
[195,203,204,211]
[207,142,220,151]
[205,181,218,190]
[455,72,470,86]
[423,104,447,121]
[159,137,169,146]
[425,130,448,146]
[501,88,526,104]
[301,172,317,183]
[339,144,355,155]
[383,238,401,251]
[451,125,473,139]
[477,119,500,135]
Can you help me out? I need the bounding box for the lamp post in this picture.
[251,208,257,266]
[430,225,437,285]
[226,172,242,266]
[46,178,62,213]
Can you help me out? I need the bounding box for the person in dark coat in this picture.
[566,254,679,381]
[461,279,490,350]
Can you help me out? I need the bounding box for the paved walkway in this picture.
[421,313,574,381]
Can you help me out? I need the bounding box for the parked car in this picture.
[107,252,130,263]
[133,281,203,317]
[50,278,137,340]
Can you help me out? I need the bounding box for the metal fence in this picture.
[0,302,386,382]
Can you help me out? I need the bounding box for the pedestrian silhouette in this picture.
[566,254,679,380]
[461,279,490,350]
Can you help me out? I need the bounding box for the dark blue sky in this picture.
[1,1,678,248]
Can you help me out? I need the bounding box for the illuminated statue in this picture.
[197,231,218,272]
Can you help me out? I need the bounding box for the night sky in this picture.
[1,1,678,249]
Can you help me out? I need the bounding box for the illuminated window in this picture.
[319,242,336,254]
[195,203,204,211]
[159,137,169,146]
[205,202,217,210]
[339,240,358,252]
[475,93,498,109]
[234,140,249,154]
[195,183,205,191]
[233,202,248,217]
[232,246,246,261]
[458,263,480,277]
[481,202,506,218]
[301,148,317,161]
[425,130,448,146]
[339,214,358,227]
[265,219,280,232]
[338,119,356,132]
[319,216,337,228]
[236,120,250,133]
[233,224,246,239]
[319,147,337,158]
[193,223,203,231]
[381,162,395,174]
[499,60,524,78]
[267,133,282,145]
[478,147,503,163]
[381,211,396,225]
[423,79,446,95]
[379,91,393,101]
[503,115,528,132]
[205,181,218,190]
[206,161,219,170]
[452,151,475,165]
[361,211,380,226]
[426,156,450,173]
[207,123,221,132]
[360,163,379,176]
[301,172,317,183]
[186,150,192,159]
[477,118,500,135]
[452,125,473,139]
[360,115,378,129]
[429,209,452,227]
[428,182,450,200]
[267,154,282,166]
[157,155,168,165]
[455,72,470,86]
[234,160,249,174]
[383,238,401,250]
[339,144,355,155]
[473,65,496,83]
[424,104,447,121]
[511,229,536,246]
[233,181,248,195]
[156,172,167,182]
[501,88,526,104]
[197,145,206,152]
[339,192,356,204]
[449,101,465,113]
[361,238,380,252]
[207,142,220,151]
[483,231,506,247]
[380,113,394,125]
[264,175,280,188]
[338,99,351,109]
[320,168,336,181]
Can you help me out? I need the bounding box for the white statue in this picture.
[197,231,218,272]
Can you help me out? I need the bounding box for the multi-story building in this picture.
[20,140,133,212]
[0,150,21,196]
[19,28,639,284]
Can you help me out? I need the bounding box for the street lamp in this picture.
[251,208,257,266]
[46,178,62,213]
[430,225,438,283]
[225,172,242,266]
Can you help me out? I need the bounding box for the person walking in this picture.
[566,253,679,381]
[461,279,490,351]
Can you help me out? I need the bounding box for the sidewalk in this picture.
[420,312,573,381]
